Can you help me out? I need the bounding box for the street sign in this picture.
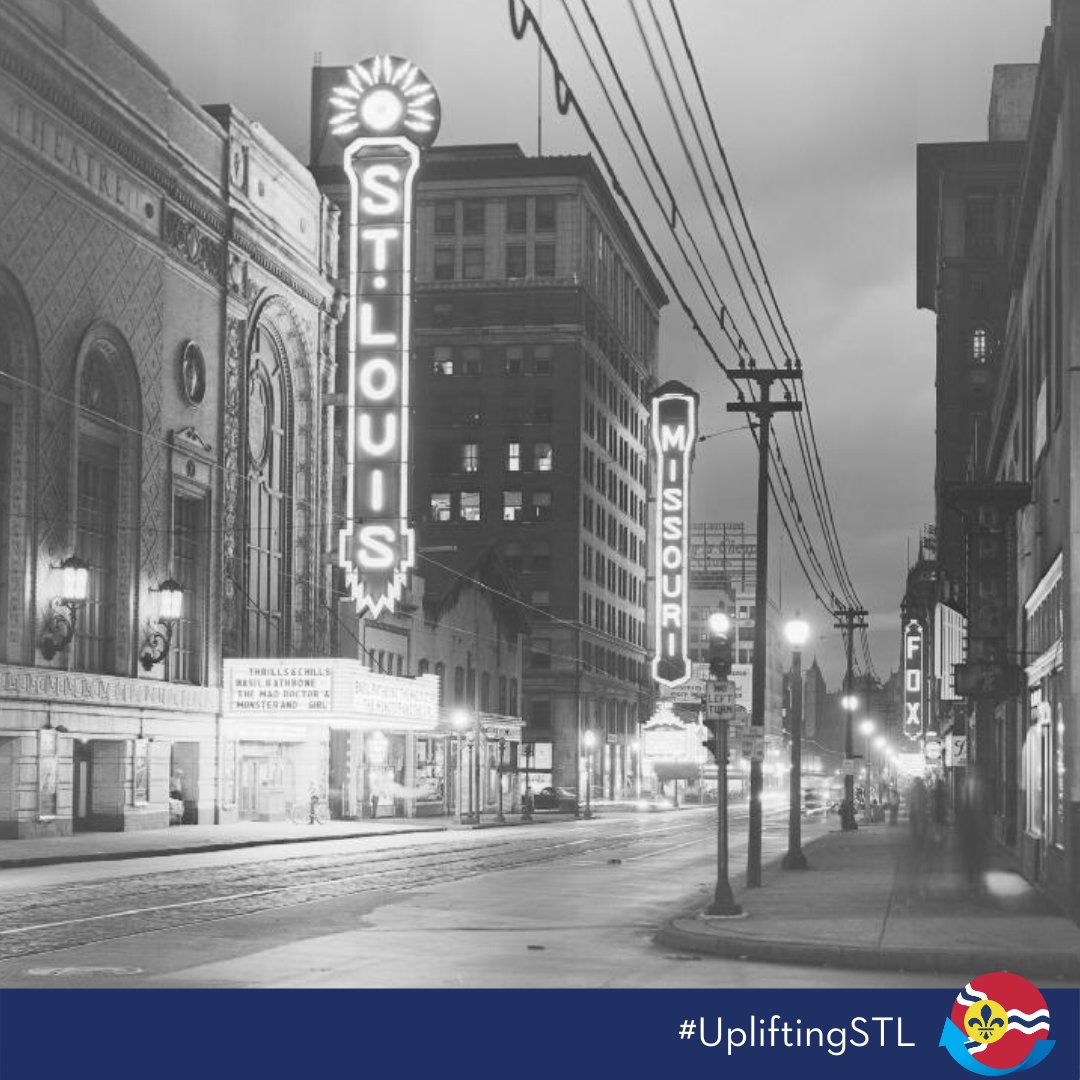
[740,732,765,762]
[706,682,736,709]
[946,735,968,767]
[606,733,618,744]
[842,759,855,776]
[667,678,707,704]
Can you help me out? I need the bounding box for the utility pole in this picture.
[835,607,869,831]
[727,366,802,888]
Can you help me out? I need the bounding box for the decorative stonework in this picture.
[221,315,245,658]
[164,207,224,286]
[0,663,220,713]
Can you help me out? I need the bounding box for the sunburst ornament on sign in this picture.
[329,55,441,148]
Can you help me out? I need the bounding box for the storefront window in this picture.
[38,730,58,817]
[133,738,150,804]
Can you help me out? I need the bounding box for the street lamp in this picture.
[840,693,859,830]
[860,718,875,823]
[782,615,809,870]
[451,707,472,824]
[521,741,534,822]
[583,729,596,819]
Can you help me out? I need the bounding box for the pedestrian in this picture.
[908,777,928,848]
[307,782,319,824]
[931,776,948,842]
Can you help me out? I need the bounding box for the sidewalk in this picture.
[0,806,593,869]
[658,818,1080,980]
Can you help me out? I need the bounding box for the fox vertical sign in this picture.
[903,619,925,740]
[331,56,440,616]
[651,381,699,687]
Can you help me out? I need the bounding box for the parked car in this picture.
[532,786,577,811]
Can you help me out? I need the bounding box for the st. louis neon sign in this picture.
[651,381,698,687]
[330,56,440,616]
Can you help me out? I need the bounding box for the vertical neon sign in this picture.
[903,619,925,739]
[330,55,440,616]
[651,381,698,687]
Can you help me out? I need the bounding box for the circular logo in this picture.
[942,972,1053,1073]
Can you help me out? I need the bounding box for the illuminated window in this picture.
[506,441,521,471]
[434,247,455,280]
[504,345,524,375]
[503,491,523,521]
[506,196,526,233]
[535,196,556,232]
[534,442,553,471]
[459,492,481,521]
[532,344,553,375]
[461,442,479,472]
[430,492,452,521]
[971,326,989,364]
[432,346,454,376]
[532,491,553,521]
[462,199,485,234]
[506,244,526,279]
[462,246,484,280]
[534,243,555,278]
[434,200,456,235]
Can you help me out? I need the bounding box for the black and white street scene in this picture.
[1,0,1079,990]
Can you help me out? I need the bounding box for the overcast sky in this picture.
[96,0,1051,688]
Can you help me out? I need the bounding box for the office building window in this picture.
[534,242,555,278]
[532,344,553,375]
[532,491,553,521]
[533,391,553,423]
[531,589,551,613]
[461,442,479,472]
[971,325,990,365]
[506,440,522,471]
[504,345,524,375]
[506,244,527,279]
[459,492,481,521]
[504,491,523,522]
[506,196,526,232]
[432,346,454,375]
[965,191,996,256]
[531,541,551,571]
[434,200,456,235]
[534,442,553,471]
[504,541,524,572]
[461,346,483,375]
[430,492,452,521]
[462,198,485,234]
[530,638,552,669]
[462,246,485,280]
[434,247,455,280]
[535,195,556,232]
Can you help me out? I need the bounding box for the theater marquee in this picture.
[651,381,699,688]
[903,619,925,740]
[330,55,441,615]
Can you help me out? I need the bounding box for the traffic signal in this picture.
[702,716,720,763]
[708,629,733,680]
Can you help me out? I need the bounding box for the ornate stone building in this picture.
[0,0,339,835]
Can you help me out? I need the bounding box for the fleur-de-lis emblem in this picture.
[967,1002,1007,1042]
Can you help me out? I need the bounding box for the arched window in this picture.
[243,318,291,657]
[72,327,141,675]
[498,675,508,715]
[434,661,446,702]
[454,665,465,703]
[481,672,491,712]
[509,678,518,716]
[418,658,430,676]
[0,271,37,665]
[971,326,990,365]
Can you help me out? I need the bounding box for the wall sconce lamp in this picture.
[39,555,90,660]
[139,578,184,671]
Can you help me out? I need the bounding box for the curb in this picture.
[655,918,1080,981]
[0,825,449,870]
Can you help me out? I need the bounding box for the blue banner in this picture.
[0,988,1075,1078]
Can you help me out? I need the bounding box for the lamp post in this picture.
[873,734,887,809]
[521,741,534,821]
[583,729,595,819]
[782,615,810,870]
[840,694,859,830]
[451,708,471,824]
[631,740,641,798]
[496,735,506,823]
[703,610,741,916]
[860,718,875,823]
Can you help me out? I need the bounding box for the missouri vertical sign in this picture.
[331,55,440,616]
[651,381,699,687]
